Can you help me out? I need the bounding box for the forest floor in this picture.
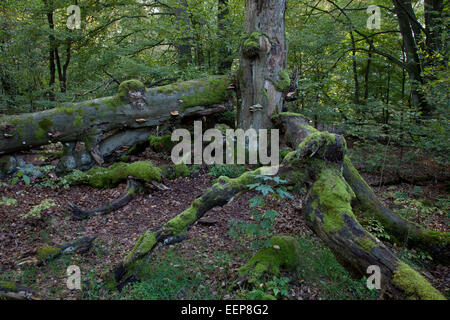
[0,143,449,300]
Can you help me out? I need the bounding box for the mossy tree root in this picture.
[286,131,445,300]
[343,157,450,265]
[70,179,144,221]
[238,235,301,283]
[274,112,449,265]
[0,76,233,166]
[111,169,263,290]
[0,281,38,300]
[35,235,97,264]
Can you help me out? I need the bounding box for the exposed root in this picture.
[70,179,144,221]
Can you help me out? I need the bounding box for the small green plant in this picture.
[229,175,292,250]
[0,196,17,206]
[264,276,291,299]
[208,164,248,179]
[22,199,57,219]
[359,217,391,241]
[11,170,31,186]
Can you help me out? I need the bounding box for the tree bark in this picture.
[238,0,287,130]
[218,0,233,74]
[0,76,233,157]
[112,113,446,299]
[274,113,449,264]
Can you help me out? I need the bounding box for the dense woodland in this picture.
[0,0,448,300]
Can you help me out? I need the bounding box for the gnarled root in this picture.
[70,179,144,221]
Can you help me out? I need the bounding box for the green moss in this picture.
[124,230,157,267]
[238,235,301,282]
[35,118,54,140]
[166,200,201,235]
[274,69,290,92]
[73,114,83,128]
[0,280,17,291]
[243,32,264,58]
[103,96,124,111]
[148,136,174,153]
[392,262,445,300]
[76,161,162,188]
[312,168,356,233]
[248,290,277,300]
[357,237,377,252]
[180,76,231,112]
[280,149,291,161]
[37,246,62,261]
[118,80,145,98]
[174,163,190,178]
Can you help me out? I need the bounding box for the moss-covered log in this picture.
[110,169,263,289]
[36,236,97,264]
[343,158,450,265]
[0,281,38,300]
[289,132,444,299]
[68,163,191,220]
[0,76,233,156]
[274,112,449,264]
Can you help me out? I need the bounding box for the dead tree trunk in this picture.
[0,76,233,155]
[238,0,288,130]
[0,76,233,171]
[110,113,446,299]
[274,113,449,264]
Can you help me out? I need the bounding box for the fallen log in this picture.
[0,281,38,300]
[109,169,262,290]
[274,113,449,264]
[0,76,234,169]
[111,113,447,299]
[16,236,97,268]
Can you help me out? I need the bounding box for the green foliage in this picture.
[0,196,17,206]
[295,237,378,300]
[11,170,31,186]
[120,250,215,300]
[229,175,292,250]
[208,164,247,179]
[359,217,391,241]
[22,199,57,219]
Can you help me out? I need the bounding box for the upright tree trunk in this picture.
[350,31,360,105]
[392,0,430,115]
[238,0,287,130]
[175,0,192,68]
[218,0,233,74]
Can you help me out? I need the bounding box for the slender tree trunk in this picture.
[364,45,373,101]
[350,31,360,104]
[175,0,192,68]
[392,0,430,115]
[44,0,56,100]
[238,0,287,130]
[218,0,233,74]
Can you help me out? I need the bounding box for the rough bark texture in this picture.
[110,169,262,290]
[274,113,449,264]
[0,76,233,156]
[0,281,38,300]
[111,113,446,299]
[238,0,287,130]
